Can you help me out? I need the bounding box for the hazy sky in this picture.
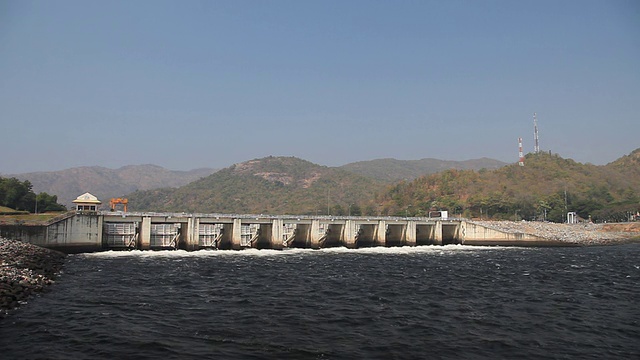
[1,0,638,174]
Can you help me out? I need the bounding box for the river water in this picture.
[1,244,639,359]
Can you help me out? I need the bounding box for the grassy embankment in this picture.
[0,207,67,225]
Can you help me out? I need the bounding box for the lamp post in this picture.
[405,205,412,218]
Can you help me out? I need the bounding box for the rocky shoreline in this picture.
[470,220,640,245]
[0,237,66,313]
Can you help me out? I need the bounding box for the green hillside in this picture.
[340,157,506,182]
[0,205,27,215]
[372,150,640,222]
[606,148,640,178]
[128,156,385,215]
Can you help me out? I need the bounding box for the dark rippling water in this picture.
[1,244,639,359]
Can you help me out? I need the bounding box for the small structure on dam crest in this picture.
[73,193,101,212]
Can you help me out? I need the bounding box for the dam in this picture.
[0,211,553,253]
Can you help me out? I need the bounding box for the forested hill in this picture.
[8,165,217,208]
[373,149,640,222]
[128,157,385,215]
[339,157,506,182]
[607,147,640,178]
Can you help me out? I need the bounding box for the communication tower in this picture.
[518,137,524,166]
[533,112,539,153]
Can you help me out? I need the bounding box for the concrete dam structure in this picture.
[0,211,555,253]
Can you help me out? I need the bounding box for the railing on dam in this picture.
[100,210,464,222]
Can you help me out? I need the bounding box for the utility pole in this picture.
[327,189,330,216]
[564,186,568,223]
[518,137,524,166]
[534,112,540,154]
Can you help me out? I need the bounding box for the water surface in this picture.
[1,244,639,359]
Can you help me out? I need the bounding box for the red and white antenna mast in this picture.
[518,137,524,166]
[533,112,539,153]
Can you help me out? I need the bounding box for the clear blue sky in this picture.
[1,0,638,174]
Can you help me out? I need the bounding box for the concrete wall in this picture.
[416,224,435,245]
[0,213,102,253]
[325,224,343,247]
[2,213,576,252]
[461,221,548,245]
[45,213,102,251]
[356,224,377,247]
[385,223,406,246]
[405,221,417,246]
[139,217,151,250]
[0,224,47,246]
[270,219,283,250]
[255,223,274,249]
[343,220,357,248]
[442,223,461,245]
[290,223,311,248]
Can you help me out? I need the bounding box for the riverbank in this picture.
[470,221,640,245]
[0,237,66,313]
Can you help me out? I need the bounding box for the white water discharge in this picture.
[80,244,525,259]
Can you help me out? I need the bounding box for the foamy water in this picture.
[81,244,519,259]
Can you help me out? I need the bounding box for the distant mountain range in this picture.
[7,165,217,208]
[6,149,638,222]
[8,157,505,210]
[339,157,507,182]
[126,150,640,221]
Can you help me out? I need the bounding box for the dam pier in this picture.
[0,211,553,253]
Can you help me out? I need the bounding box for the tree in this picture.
[350,204,362,216]
[364,204,377,216]
[36,192,67,212]
[0,177,32,211]
[0,176,66,212]
[331,204,345,216]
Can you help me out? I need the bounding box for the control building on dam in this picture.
[0,210,552,253]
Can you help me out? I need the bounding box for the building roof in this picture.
[72,192,102,204]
